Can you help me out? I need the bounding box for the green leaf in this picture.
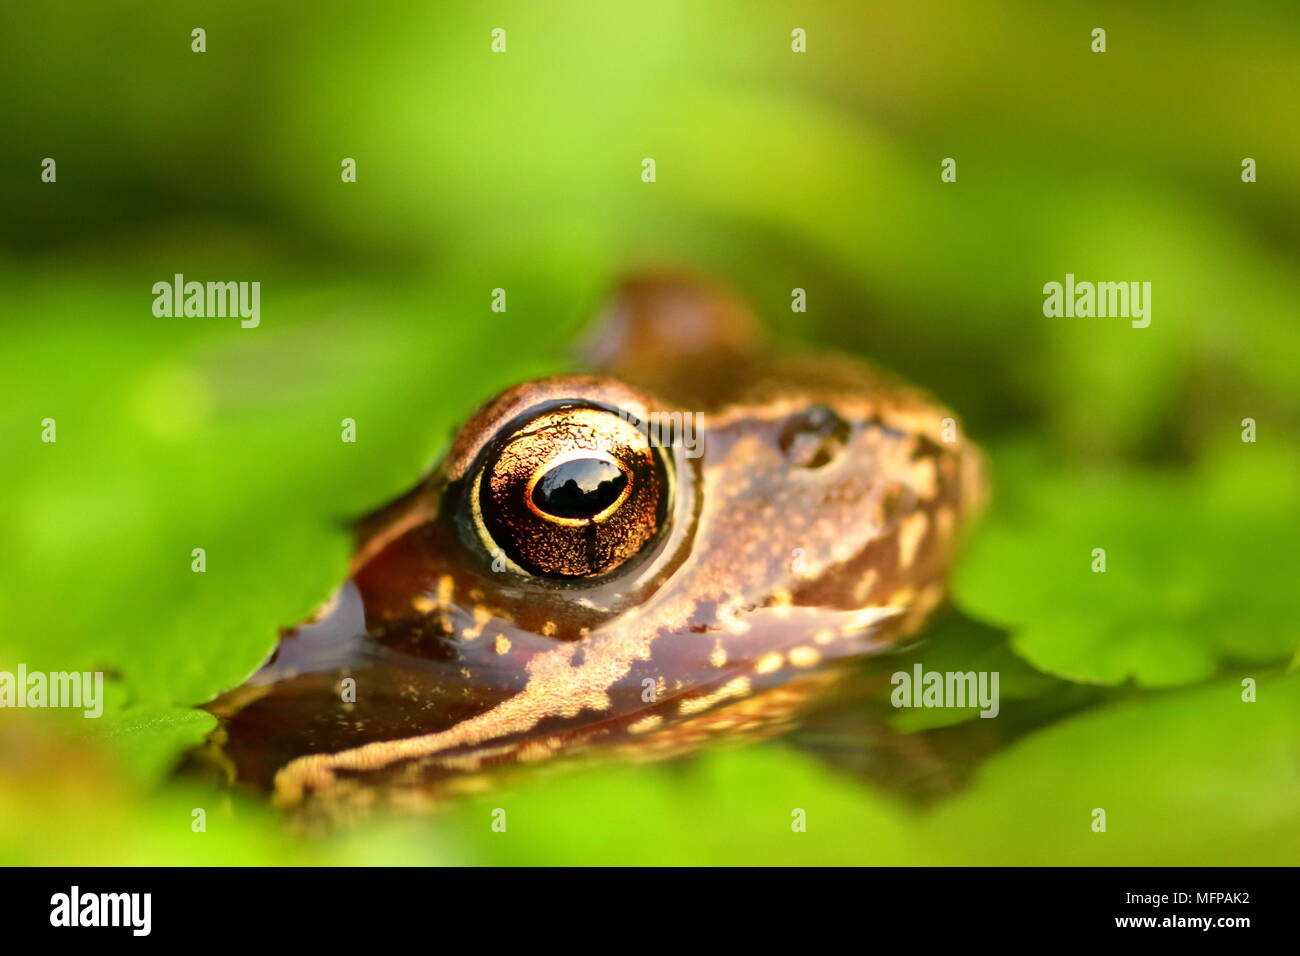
[955,442,1300,687]
[0,267,580,711]
[924,671,1300,865]
[447,745,939,866]
[98,706,217,784]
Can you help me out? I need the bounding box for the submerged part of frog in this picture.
[203,274,986,819]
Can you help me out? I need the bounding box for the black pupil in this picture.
[532,458,628,520]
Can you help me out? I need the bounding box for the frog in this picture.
[202,273,986,821]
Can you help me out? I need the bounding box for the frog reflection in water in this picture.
[205,275,986,819]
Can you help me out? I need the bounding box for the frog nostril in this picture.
[778,406,850,469]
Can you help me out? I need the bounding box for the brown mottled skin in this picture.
[204,275,985,820]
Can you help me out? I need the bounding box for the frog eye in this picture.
[469,403,669,578]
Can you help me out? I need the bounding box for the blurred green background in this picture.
[1,0,1297,865]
